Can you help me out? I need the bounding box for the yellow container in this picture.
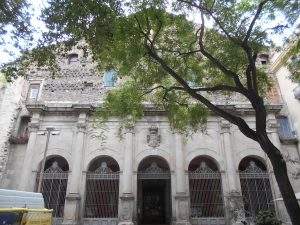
[0,208,53,225]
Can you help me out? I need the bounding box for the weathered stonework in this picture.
[1,48,299,225]
[0,77,27,183]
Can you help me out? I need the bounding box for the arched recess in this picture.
[36,155,69,218]
[137,156,171,225]
[188,156,225,223]
[84,156,120,219]
[238,156,274,219]
[186,149,225,171]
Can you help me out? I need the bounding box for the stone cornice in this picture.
[25,102,283,116]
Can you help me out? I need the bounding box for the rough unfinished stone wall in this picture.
[0,77,27,183]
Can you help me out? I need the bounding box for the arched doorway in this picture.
[84,156,120,220]
[188,156,225,224]
[238,157,274,219]
[137,156,171,225]
[36,155,69,219]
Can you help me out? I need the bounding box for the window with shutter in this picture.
[277,116,297,142]
[103,70,118,87]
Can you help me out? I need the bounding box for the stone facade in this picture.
[1,50,300,225]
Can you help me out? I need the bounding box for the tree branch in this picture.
[145,42,258,141]
[197,13,246,92]
[243,0,269,43]
[192,84,243,93]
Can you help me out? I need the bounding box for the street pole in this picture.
[37,127,54,193]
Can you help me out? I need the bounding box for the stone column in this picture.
[174,133,190,225]
[220,120,244,225]
[19,112,40,191]
[63,112,87,225]
[119,127,134,225]
[266,116,288,222]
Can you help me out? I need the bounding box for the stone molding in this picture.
[25,103,282,116]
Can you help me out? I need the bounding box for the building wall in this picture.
[1,48,300,225]
[0,77,27,183]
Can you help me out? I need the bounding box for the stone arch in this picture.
[85,149,122,172]
[36,155,69,218]
[236,148,267,167]
[186,149,224,171]
[238,156,267,172]
[84,155,120,219]
[238,156,274,219]
[138,155,170,172]
[137,155,172,224]
[135,149,171,171]
[188,155,220,172]
[36,148,71,171]
[188,155,225,219]
[87,155,120,172]
[37,154,70,172]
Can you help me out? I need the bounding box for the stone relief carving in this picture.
[147,125,161,148]
[94,162,113,174]
[283,153,300,179]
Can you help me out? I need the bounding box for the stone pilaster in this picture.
[174,133,190,225]
[63,112,87,225]
[19,112,40,191]
[119,127,135,225]
[220,120,245,225]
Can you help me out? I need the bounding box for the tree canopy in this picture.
[0,0,33,48]
[2,1,300,223]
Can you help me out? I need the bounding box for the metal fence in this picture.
[239,161,274,218]
[84,164,119,218]
[36,163,68,219]
[188,162,225,219]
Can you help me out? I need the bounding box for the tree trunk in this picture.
[259,134,300,225]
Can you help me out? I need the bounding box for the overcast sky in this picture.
[0,1,298,66]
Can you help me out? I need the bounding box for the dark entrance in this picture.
[137,157,171,225]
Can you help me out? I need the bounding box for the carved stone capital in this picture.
[77,122,87,132]
[124,126,135,134]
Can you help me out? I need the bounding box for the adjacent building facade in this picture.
[0,49,300,225]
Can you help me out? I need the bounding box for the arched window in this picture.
[239,157,274,219]
[103,70,118,87]
[84,156,120,219]
[188,156,225,224]
[36,156,69,218]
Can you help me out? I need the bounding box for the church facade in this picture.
[0,50,300,225]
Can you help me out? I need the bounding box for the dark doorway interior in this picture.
[138,179,171,225]
[137,157,171,225]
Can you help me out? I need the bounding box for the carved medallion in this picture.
[147,125,161,148]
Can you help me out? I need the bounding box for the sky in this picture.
[0,1,299,66]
